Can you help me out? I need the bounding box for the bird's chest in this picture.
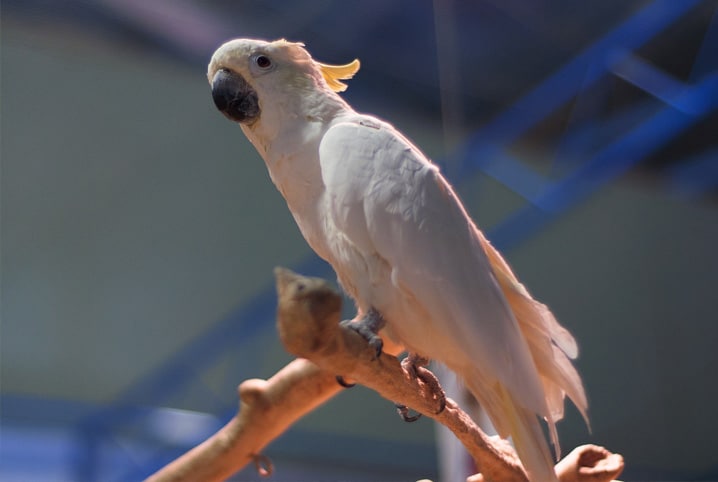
[318,210,399,323]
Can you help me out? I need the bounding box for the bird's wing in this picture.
[318,118,549,417]
[319,118,570,481]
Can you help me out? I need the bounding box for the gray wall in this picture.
[1,24,305,401]
[2,19,717,478]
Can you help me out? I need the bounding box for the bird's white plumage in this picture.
[319,119,548,411]
[209,38,588,482]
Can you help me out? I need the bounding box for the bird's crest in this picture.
[275,38,305,48]
[317,59,361,92]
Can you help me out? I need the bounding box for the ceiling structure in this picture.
[5,1,716,145]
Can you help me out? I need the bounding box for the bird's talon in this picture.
[250,452,274,477]
[336,375,356,388]
[368,337,383,359]
[340,311,385,360]
[434,394,447,415]
[401,353,447,415]
[395,403,422,422]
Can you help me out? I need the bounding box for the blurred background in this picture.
[2,0,717,480]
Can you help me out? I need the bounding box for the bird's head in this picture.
[207,38,360,125]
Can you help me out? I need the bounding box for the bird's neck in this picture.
[245,87,348,156]
[240,88,351,246]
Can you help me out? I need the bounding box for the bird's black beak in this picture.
[211,69,260,124]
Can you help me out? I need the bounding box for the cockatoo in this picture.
[208,38,588,482]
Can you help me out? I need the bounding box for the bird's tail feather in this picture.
[477,231,590,434]
[466,377,558,482]
[471,229,589,478]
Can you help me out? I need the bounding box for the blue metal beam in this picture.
[465,0,702,145]
[489,74,718,251]
[609,51,704,114]
[689,3,718,81]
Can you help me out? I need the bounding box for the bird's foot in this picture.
[339,308,386,359]
[397,353,447,419]
[335,308,386,387]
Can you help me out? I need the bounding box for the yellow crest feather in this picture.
[317,59,361,92]
[276,38,305,48]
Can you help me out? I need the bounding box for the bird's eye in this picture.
[255,55,272,69]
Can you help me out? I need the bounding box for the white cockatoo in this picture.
[208,38,588,482]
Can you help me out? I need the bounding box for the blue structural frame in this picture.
[61,1,716,479]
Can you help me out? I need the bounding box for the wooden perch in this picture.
[145,358,341,482]
[146,268,624,482]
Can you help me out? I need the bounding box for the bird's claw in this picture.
[401,353,447,415]
[340,318,384,358]
[339,309,386,359]
[335,375,356,388]
[395,403,422,422]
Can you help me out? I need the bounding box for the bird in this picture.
[207,38,588,482]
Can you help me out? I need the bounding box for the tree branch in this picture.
[145,358,341,482]
[146,268,624,482]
